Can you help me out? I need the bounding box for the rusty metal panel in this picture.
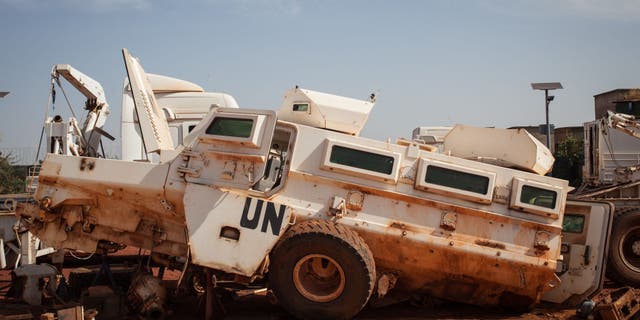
[595,287,640,320]
[20,154,187,257]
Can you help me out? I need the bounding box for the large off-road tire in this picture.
[608,211,640,286]
[269,220,375,320]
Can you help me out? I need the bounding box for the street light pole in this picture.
[545,89,550,148]
[531,82,563,149]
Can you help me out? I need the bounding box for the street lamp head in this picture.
[0,91,9,98]
[547,95,555,102]
[531,82,563,91]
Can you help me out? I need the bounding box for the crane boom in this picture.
[51,64,108,107]
[50,64,110,157]
[607,110,640,140]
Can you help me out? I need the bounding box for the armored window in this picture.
[330,145,395,175]
[321,140,400,184]
[293,103,309,112]
[510,178,563,219]
[201,112,271,149]
[562,214,585,233]
[206,117,253,138]
[520,185,557,209]
[425,166,489,195]
[415,159,495,204]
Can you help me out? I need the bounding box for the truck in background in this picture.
[576,110,640,287]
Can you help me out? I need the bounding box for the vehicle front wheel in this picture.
[269,220,375,320]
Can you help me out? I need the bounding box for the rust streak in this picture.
[475,239,507,250]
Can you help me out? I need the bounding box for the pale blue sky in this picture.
[1,0,639,159]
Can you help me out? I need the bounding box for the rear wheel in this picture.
[269,220,375,320]
[608,212,640,286]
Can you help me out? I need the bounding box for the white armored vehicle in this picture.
[17,49,613,319]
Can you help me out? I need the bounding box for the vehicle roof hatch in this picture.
[278,87,374,135]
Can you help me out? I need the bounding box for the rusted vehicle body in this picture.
[17,49,612,319]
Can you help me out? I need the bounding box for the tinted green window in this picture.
[425,165,489,195]
[206,117,253,138]
[520,185,557,209]
[330,145,394,175]
[562,214,585,233]
[293,103,309,112]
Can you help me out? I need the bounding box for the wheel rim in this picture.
[190,273,206,295]
[292,254,346,303]
[619,226,640,273]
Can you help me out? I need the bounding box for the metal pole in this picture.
[545,89,551,148]
[205,268,225,319]
[205,268,215,320]
[0,238,6,269]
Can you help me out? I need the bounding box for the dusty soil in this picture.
[1,267,589,320]
[163,292,580,320]
[0,248,623,320]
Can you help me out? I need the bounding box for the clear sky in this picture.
[1,0,639,160]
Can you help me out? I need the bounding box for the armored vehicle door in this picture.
[182,108,295,276]
[183,186,292,276]
[543,200,613,305]
[183,108,277,190]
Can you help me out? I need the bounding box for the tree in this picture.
[0,152,26,194]
[552,135,584,188]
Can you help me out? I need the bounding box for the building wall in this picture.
[554,126,583,149]
[594,89,640,119]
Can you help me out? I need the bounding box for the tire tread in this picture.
[607,211,640,287]
[270,219,376,320]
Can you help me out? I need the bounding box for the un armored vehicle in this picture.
[17,49,613,319]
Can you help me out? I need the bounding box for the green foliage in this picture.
[0,153,26,194]
[551,135,584,188]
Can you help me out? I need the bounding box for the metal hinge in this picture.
[328,196,347,220]
[177,166,201,177]
[181,149,203,161]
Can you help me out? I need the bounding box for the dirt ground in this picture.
[164,292,580,320]
[0,246,626,320]
[1,266,594,320]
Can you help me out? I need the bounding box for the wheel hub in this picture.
[633,241,640,256]
[292,254,345,303]
[620,226,640,272]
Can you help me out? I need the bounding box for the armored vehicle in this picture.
[17,49,612,319]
